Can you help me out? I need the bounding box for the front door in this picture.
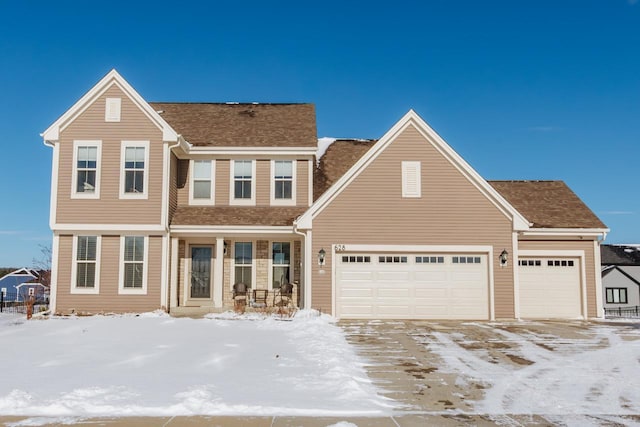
[190,246,213,301]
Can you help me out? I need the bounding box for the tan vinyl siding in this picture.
[176,159,189,207]
[215,160,230,206]
[256,160,270,205]
[311,125,515,318]
[57,85,164,225]
[55,234,163,314]
[169,154,178,221]
[518,239,598,317]
[297,160,310,207]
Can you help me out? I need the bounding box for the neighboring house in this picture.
[42,70,608,320]
[0,268,48,303]
[601,244,640,309]
[0,268,38,300]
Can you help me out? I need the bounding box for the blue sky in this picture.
[0,0,638,267]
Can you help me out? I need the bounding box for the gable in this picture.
[42,69,177,144]
[298,110,529,230]
[603,266,640,288]
[314,124,513,235]
[62,84,162,140]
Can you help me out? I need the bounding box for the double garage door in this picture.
[336,252,489,320]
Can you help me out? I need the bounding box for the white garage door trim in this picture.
[331,244,495,320]
[517,250,587,319]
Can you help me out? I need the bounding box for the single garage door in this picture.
[336,252,489,319]
[518,258,582,318]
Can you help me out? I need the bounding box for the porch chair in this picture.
[273,280,294,317]
[233,282,249,313]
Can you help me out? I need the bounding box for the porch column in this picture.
[169,237,179,309]
[214,237,224,308]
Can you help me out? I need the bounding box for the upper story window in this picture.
[271,160,296,205]
[401,161,421,198]
[120,141,149,199]
[190,160,215,205]
[72,141,101,199]
[71,235,100,294]
[120,236,147,294]
[105,98,121,122]
[231,160,255,205]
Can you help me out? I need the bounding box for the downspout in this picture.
[293,220,310,310]
[163,136,183,314]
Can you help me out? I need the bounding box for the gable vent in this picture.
[402,161,421,198]
[105,98,121,122]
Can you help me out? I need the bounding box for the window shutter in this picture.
[402,161,421,198]
[105,98,122,122]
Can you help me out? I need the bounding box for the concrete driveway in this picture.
[340,319,640,426]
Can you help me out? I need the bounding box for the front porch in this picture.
[168,236,302,314]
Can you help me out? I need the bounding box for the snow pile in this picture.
[426,323,640,415]
[317,137,337,164]
[0,311,393,417]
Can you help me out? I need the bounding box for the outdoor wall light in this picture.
[318,248,326,266]
[499,249,509,267]
[223,241,228,256]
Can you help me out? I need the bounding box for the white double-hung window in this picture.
[120,141,149,198]
[271,160,295,205]
[72,141,101,198]
[190,160,215,205]
[71,235,100,294]
[120,236,147,294]
[231,160,255,205]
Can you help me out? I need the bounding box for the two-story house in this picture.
[43,70,609,320]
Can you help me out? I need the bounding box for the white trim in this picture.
[512,232,520,319]
[49,143,59,229]
[188,146,317,156]
[170,225,293,234]
[160,234,168,310]
[401,161,421,198]
[594,240,604,318]
[52,224,166,232]
[517,249,587,319]
[295,110,531,231]
[71,140,102,199]
[335,244,494,253]
[118,235,149,295]
[50,234,59,314]
[520,228,609,238]
[307,159,313,207]
[41,69,178,143]
[304,230,312,309]
[119,141,150,199]
[161,141,179,231]
[70,235,101,295]
[189,159,216,205]
[229,160,256,206]
[169,237,179,309]
[214,237,224,308]
[105,97,121,122]
[270,159,296,206]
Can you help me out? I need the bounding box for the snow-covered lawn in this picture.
[0,311,393,417]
